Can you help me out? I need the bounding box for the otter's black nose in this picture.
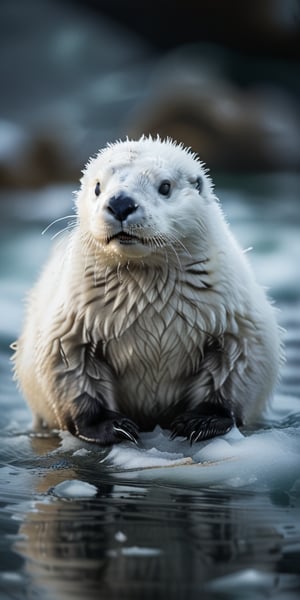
[107,193,138,222]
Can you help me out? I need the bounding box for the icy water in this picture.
[0,175,300,600]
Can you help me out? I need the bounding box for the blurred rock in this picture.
[127,56,300,172]
[0,121,78,188]
[0,0,299,187]
[0,0,153,188]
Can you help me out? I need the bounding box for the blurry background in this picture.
[1,4,300,598]
[0,0,299,189]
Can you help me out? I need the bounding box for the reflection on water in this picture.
[1,458,300,600]
[0,175,300,599]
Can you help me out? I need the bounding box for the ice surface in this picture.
[120,546,162,557]
[52,480,98,498]
[104,430,194,470]
[52,393,300,492]
[101,398,300,490]
[72,448,91,457]
[207,568,279,592]
[114,531,127,543]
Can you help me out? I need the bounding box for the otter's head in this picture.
[77,136,215,264]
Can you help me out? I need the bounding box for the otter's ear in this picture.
[195,176,203,194]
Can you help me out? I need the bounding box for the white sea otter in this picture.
[13,137,282,445]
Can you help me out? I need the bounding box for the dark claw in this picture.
[170,410,234,444]
[113,418,140,445]
[67,395,140,446]
[70,410,140,447]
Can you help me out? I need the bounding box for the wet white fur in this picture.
[13,137,282,430]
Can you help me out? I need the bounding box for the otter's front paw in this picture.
[70,410,139,446]
[170,410,234,444]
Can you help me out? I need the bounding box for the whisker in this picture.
[167,241,183,270]
[50,223,77,240]
[42,215,77,236]
[149,230,183,270]
[167,228,192,257]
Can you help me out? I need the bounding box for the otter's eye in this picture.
[95,182,101,197]
[195,177,203,194]
[158,180,171,196]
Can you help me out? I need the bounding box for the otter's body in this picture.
[13,137,282,445]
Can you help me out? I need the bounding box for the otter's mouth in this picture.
[107,231,144,245]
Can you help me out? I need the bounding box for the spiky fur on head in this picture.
[76,136,216,263]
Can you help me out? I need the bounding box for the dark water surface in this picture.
[0,175,300,599]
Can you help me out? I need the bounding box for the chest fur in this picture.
[81,264,221,408]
